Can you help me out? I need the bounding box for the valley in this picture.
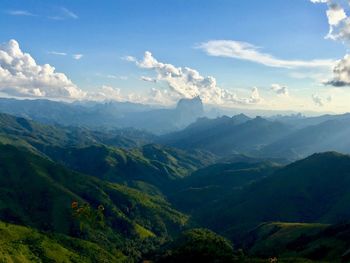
[0,98,350,262]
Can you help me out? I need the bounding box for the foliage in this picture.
[0,144,188,260]
[71,202,105,232]
[156,228,238,263]
[0,220,127,262]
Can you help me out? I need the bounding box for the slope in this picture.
[191,152,350,240]
[0,144,188,260]
[160,116,293,156]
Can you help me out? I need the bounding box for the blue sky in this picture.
[1,0,350,112]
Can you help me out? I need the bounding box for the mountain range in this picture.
[2,98,350,261]
[0,97,204,134]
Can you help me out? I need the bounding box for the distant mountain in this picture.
[271,112,350,129]
[0,112,216,191]
[261,118,350,159]
[176,96,204,124]
[191,152,350,240]
[0,98,151,127]
[0,112,154,152]
[121,96,204,134]
[0,97,204,134]
[160,116,292,156]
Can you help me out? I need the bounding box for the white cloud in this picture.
[49,51,83,60]
[309,0,350,87]
[248,87,261,104]
[48,51,67,56]
[198,40,334,69]
[312,94,332,106]
[89,85,123,101]
[310,0,350,42]
[141,76,157,83]
[109,75,128,80]
[271,84,289,96]
[7,7,78,21]
[49,7,78,20]
[95,73,128,80]
[0,39,85,99]
[130,51,262,105]
[326,54,350,86]
[61,7,78,19]
[122,56,136,62]
[6,10,35,16]
[326,3,346,26]
[73,54,83,60]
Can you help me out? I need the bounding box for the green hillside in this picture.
[240,221,350,262]
[170,161,279,211]
[192,152,350,240]
[243,222,328,257]
[0,112,153,152]
[41,143,216,190]
[0,144,188,260]
[155,228,239,262]
[0,113,216,191]
[160,116,293,156]
[0,221,127,262]
[3,113,350,262]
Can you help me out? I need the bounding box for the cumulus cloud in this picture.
[130,51,262,105]
[326,3,346,26]
[89,85,123,101]
[271,84,289,96]
[0,39,85,99]
[309,0,350,87]
[325,54,350,86]
[312,94,332,106]
[198,40,334,69]
[310,0,350,42]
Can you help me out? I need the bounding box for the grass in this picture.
[0,221,127,263]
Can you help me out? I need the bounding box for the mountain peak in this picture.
[175,96,204,123]
[176,96,203,112]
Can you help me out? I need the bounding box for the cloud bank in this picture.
[0,39,85,99]
[131,51,261,105]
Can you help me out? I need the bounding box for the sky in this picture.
[1,0,350,113]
